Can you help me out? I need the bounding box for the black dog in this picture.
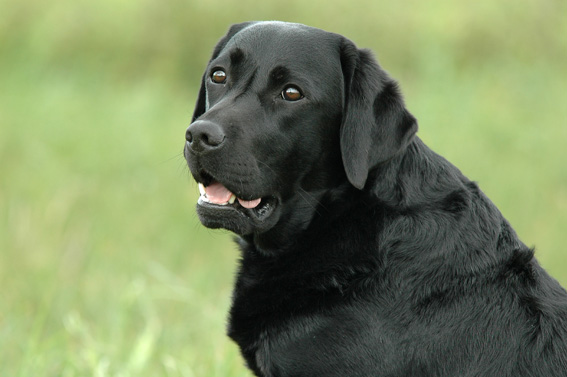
[184,22,567,376]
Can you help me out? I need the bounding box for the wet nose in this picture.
[185,120,226,153]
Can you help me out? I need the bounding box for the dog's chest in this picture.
[228,287,398,377]
[228,237,392,375]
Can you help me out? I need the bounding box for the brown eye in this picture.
[282,86,303,101]
[211,69,226,84]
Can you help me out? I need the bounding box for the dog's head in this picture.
[184,22,417,240]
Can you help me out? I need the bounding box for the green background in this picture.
[1,0,565,375]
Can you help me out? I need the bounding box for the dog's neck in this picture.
[239,136,498,257]
[367,137,470,207]
[237,136,529,294]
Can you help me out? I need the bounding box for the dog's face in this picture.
[185,22,345,236]
[185,22,417,240]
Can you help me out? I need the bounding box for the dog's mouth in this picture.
[199,182,262,209]
[198,181,276,218]
[194,175,280,234]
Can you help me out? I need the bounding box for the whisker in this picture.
[257,159,283,187]
[257,159,328,214]
[296,189,323,217]
[159,152,186,165]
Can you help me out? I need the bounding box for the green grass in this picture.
[0,0,566,375]
[0,68,244,375]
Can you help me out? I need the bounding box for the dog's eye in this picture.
[282,86,303,101]
[211,69,227,84]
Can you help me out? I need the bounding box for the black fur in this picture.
[184,22,567,376]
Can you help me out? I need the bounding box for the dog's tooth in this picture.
[198,183,206,196]
[228,194,236,204]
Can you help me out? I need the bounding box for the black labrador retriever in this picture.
[184,21,567,376]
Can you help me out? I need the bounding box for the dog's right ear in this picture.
[192,22,257,122]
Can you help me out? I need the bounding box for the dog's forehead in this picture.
[221,22,340,67]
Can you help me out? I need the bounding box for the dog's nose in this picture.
[186,120,226,153]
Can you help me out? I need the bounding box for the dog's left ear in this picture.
[339,39,418,189]
[192,22,257,122]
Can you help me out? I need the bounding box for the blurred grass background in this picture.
[0,0,565,375]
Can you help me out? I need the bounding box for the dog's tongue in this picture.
[238,198,262,209]
[204,182,262,209]
[205,182,233,204]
